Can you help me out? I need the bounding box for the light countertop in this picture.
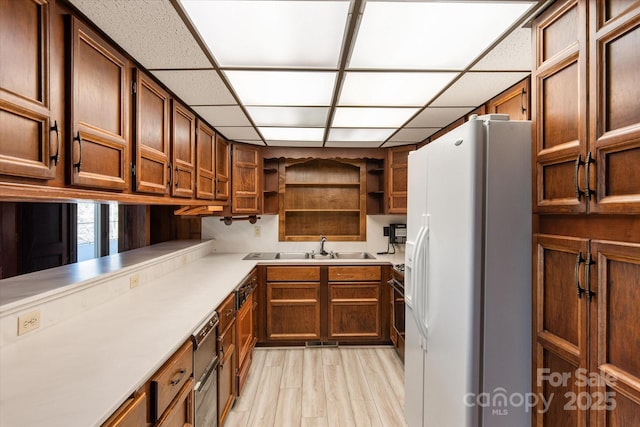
[0,248,402,427]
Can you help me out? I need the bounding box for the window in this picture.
[77,202,119,262]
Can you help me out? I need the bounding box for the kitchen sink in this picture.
[276,252,310,259]
[332,252,376,259]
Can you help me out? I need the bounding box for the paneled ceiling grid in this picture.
[68,0,543,148]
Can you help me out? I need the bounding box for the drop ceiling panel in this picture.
[472,28,532,71]
[259,127,324,142]
[193,106,252,127]
[180,0,350,68]
[332,107,420,128]
[430,72,530,107]
[382,141,421,148]
[339,72,458,106]
[387,128,439,143]
[407,107,475,128]
[224,71,337,106]
[215,127,262,141]
[349,1,535,70]
[327,128,396,142]
[324,141,384,148]
[265,141,324,148]
[68,0,211,69]
[151,70,236,105]
[246,107,329,127]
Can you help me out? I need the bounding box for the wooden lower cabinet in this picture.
[150,340,193,423]
[533,234,640,426]
[155,379,194,427]
[216,293,236,426]
[263,265,388,345]
[236,291,253,395]
[101,392,147,427]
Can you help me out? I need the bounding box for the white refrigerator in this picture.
[404,115,531,427]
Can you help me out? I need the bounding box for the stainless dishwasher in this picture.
[192,312,219,427]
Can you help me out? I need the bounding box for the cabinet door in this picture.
[588,240,640,425]
[171,101,196,198]
[232,143,261,214]
[532,0,588,214]
[215,134,230,200]
[218,320,236,426]
[387,145,414,214]
[487,77,530,120]
[68,17,129,190]
[328,283,380,339]
[0,0,58,180]
[101,392,147,427]
[533,234,589,427]
[196,119,215,199]
[588,4,640,213]
[267,282,320,341]
[133,69,170,195]
[155,379,194,427]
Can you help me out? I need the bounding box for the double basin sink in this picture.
[243,251,375,260]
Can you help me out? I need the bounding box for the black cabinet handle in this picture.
[575,252,585,299]
[520,87,527,115]
[170,368,186,386]
[585,252,595,301]
[167,162,172,188]
[175,165,179,188]
[73,132,83,172]
[584,151,594,201]
[574,154,584,201]
[50,120,60,165]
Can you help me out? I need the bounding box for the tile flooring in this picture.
[225,347,407,427]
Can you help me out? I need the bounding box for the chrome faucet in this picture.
[319,236,328,256]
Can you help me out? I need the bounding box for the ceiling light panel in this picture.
[246,107,329,127]
[407,107,475,128]
[215,127,262,141]
[332,107,420,127]
[431,72,529,107]
[349,1,536,70]
[259,127,324,142]
[339,72,458,106]
[388,128,439,143]
[328,128,396,142]
[224,71,337,106]
[180,0,350,68]
[325,141,383,148]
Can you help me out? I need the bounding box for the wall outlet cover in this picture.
[18,310,41,335]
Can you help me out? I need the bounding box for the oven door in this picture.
[391,279,405,337]
[195,358,218,427]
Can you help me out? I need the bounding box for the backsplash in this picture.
[202,214,406,255]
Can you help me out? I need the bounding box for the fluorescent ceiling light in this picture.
[224,71,337,106]
[332,107,419,127]
[181,0,349,68]
[246,107,329,127]
[259,127,324,142]
[328,128,396,142]
[339,72,457,106]
[349,1,535,70]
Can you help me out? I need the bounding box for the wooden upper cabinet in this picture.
[171,101,196,198]
[387,145,414,214]
[196,119,215,199]
[133,69,170,195]
[68,17,129,190]
[214,134,230,200]
[0,0,58,180]
[487,77,530,121]
[232,143,261,214]
[532,0,588,214]
[587,3,640,213]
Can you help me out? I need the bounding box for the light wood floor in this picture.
[226,347,408,427]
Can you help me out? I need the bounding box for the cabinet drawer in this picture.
[155,378,194,427]
[219,317,235,364]
[267,266,320,282]
[328,266,381,281]
[216,292,236,334]
[151,340,193,422]
[329,284,380,301]
[101,392,147,427]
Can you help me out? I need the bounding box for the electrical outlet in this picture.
[129,274,139,289]
[17,310,41,336]
[383,226,390,236]
[254,225,262,238]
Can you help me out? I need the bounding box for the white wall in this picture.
[202,214,406,255]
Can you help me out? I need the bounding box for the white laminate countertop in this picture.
[0,249,403,427]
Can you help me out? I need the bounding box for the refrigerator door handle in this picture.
[413,220,430,349]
